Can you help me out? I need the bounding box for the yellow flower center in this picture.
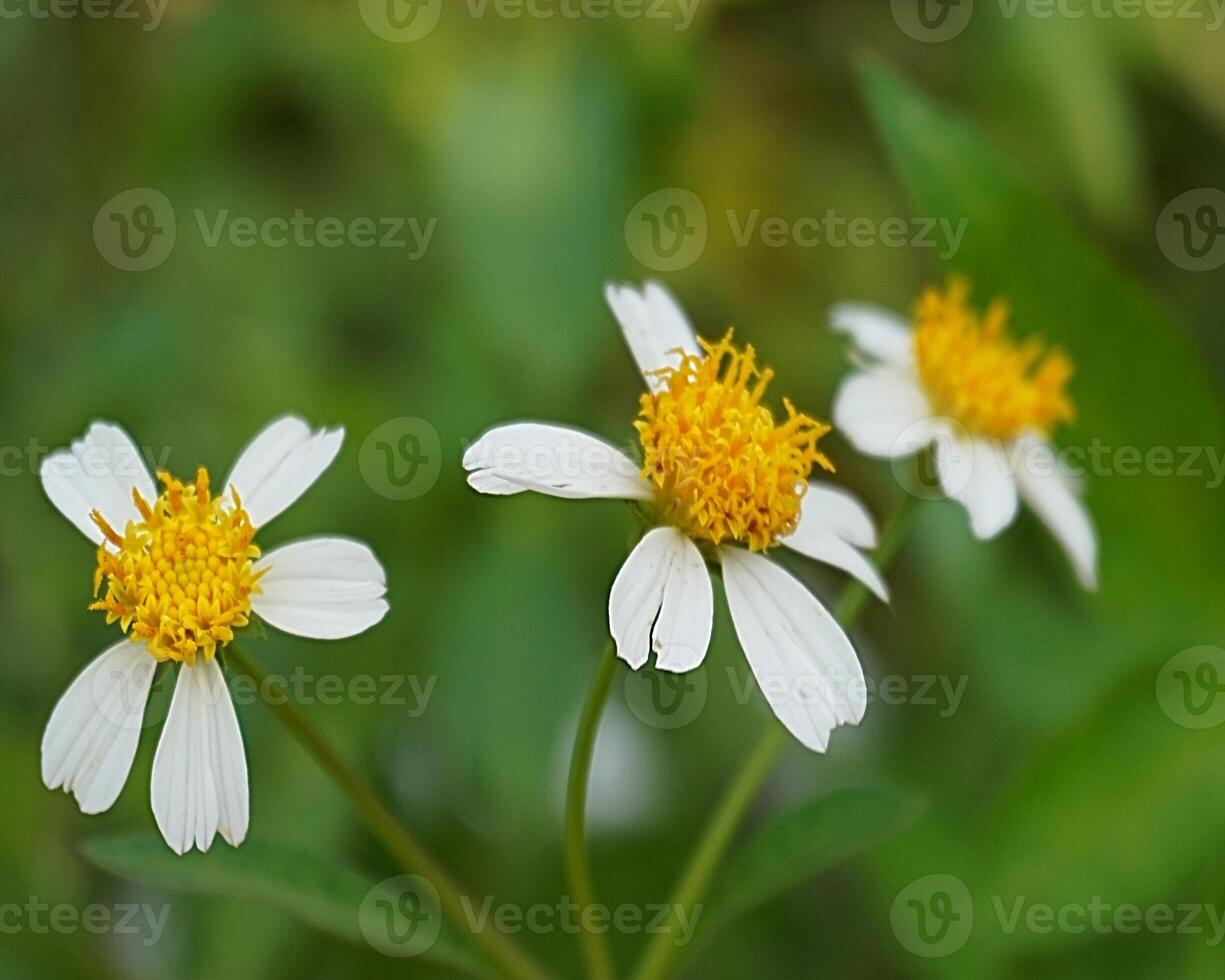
[89,468,263,664]
[913,278,1075,440]
[635,330,833,552]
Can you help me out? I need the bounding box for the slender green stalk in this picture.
[629,497,917,980]
[565,640,621,980]
[225,642,553,980]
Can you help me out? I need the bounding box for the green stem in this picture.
[225,642,554,980]
[565,640,621,980]
[629,497,917,980]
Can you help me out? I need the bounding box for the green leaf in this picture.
[979,668,1225,955]
[697,786,924,945]
[84,835,495,978]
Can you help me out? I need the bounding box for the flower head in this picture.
[464,282,887,752]
[912,278,1074,440]
[40,416,389,853]
[637,331,833,551]
[831,279,1097,589]
[89,468,263,664]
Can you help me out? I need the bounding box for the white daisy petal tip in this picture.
[224,415,345,528]
[936,435,1019,541]
[829,302,914,367]
[609,527,713,674]
[151,659,249,857]
[1011,435,1099,592]
[604,279,700,388]
[782,483,889,603]
[719,547,866,753]
[41,640,157,815]
[462,422,652,502]
[40,421,157,545]
[252,536,390,641]
[831,368,941,460]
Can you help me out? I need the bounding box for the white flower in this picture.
[830,279,1098,590]
[40,415,389,853]
[463,281,886,752]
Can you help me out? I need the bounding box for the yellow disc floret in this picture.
[89,468,263,664]
[913,278,1075,440]
[636,330,834,552]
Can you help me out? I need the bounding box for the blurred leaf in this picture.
[860,61,1225,961]
[84,835,493,978]
[981,668,1225,956]
[698,786,924,945]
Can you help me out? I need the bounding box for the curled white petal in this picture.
[151,659,248,855]
[720,547,865,752]
[605,280,701,391]
[830,302,914,367]
[792,481,879,549]
[224,415,344,528]
[782,528,889,602]
[936,435,1019,540]
[608,527,713,672]
[832,368,939,459]
[41,640,155,815]
[1012,434,1098,590]
[463,422,652,501]
[252,537,389,640]
[40,422,156,544]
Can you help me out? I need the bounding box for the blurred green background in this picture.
[2,1,1225,977]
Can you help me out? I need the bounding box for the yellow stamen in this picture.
[636,330,833,552]
[89,467,263,664]
[913,278,1075,440]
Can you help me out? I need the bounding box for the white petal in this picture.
[609,529,673,670]
[652,534,713,673]
[781,528,889,602]
[604,280,701,391]
[41,640,155,815]
[832,368,939,459]
[1012,435,1098,590]
[40,422,156,544]
[151,660,249,855]
[936,435,1019,540]
[829,302,913,367]
[720,547,866,752]
[252,537,389,640]
[224,415,343,528]
[609,527,713,672]
[791,480,879,549]
[463,422,652,501]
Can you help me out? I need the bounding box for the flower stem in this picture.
[224,642,554,980]
[565,639,621,980]
[629,496,917,980]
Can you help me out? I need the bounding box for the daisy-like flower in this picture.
[40,416,389,853]
[463,282,886,752]
[830,278,1097,590]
